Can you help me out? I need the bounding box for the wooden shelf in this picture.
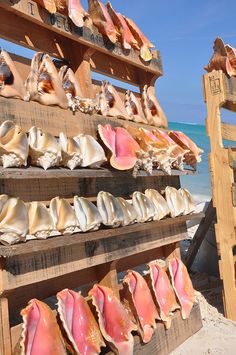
[0,212,204,258]
[0,166,195,180]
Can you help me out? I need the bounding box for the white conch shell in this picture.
[28,126,61,170]
[50,197,78,235]
[132,191,156,223]
[0,120,29,168]
[97,191,124,227]
[27,201,54,239]
[74,196,102,232]
[116,197,137,226]
[142,85,168,128]
[178,188,195,215]
[74,134,107,168]
[0,194,29,245]
[145,189,170,220]
[165,186,185,218]
[125,90,147,124]
[59,132,82,170]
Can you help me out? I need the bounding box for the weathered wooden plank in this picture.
[0,298,12,355]
[222,123,236,142]
[0,0,163,77]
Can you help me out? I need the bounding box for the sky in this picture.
[1,0,236,124]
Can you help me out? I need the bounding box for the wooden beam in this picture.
[221,123,236,142]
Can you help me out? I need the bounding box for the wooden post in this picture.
[0,298,11,355]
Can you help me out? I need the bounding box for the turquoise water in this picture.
[168,121,211,198]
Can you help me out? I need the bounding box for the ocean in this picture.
[168,122,211,201]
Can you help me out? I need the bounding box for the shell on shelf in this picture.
[97,191,124,227]
[27,201,54,239]
[74,134,107,168]
[178,188,196,215]
[59,132,82,170]
[165,186,185,218]
[142,85,168,128]
[132,191,156,223]
[125,90,148,124]
[73,196,102,232]
[50,197,79,235]
[145,189,170,220]
[116,197,137,226]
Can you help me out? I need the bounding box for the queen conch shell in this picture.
[0,120,29,168]
[99,81,131,120]
[98,124,140,170]
[142,85,167,128]
[27,201,54,240]
[74,134,107,168]
[148,261,179,329]
[34,0,57,13]
[89,284,137,355]
[132,191,156,223]
[145,189,170,220]
[74,196,102,232]
[123,270,158,343]
[97,191,124,227]
[68,0,88,28]
[116,197,137,226]
[20,298,67,355]
[28,126,61,170]
[169,258,195,320]
[25,52,68,109]
[178,188,195,215]
[165,186,185,218]
[0,194,29,245]
[59,132,82,170]
[0,49,29,101]
[57,289,105,355]
[125,91,147,123]
[50,197,78,235]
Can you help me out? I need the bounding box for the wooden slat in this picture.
[223,74,236,112]
[0,0,162,78]
[0,213,204,258]
[221,123,236,142]
[0,298,12,355]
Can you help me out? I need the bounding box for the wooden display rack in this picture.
[0,1,203,354]
[203,70,236,321]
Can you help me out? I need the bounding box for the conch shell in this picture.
[97,191,124,227]
[98,124,140,170]
[25,52,68,109]
[106,2,139,50]
[99,81,131,120]
[142,85,168,128]
[116,197,137,226]
[148,261,179,329]
[89,284,137,355]
[27,201,54,239]
[28,126,61,170]
[59,132,82,170]
[145,189,170,220]
[125,90,147,123]
[34,0,57,14]
[20,299,66,355]
[169,258,195,319]
[124,17,154,62]
[59,66,83,112]
[50,197,78,235]
[0,49,29,101]
[0,194,29,245]
[88,0,117,43]
[74,134,107,168]
[165,186,185,218]
[0,120,29,168]
[74,196,102,232]
[57,289,105,355]
[178,188,195,215]
[132,191,156,223]
[68,0,88,28]
[123,270,158,343]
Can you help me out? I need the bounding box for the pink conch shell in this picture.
[168,130,203,169]
[124,17,154,61]
[125,90,148,123]
[98,124,140,170]
[68,0,88,27]
[25,52,68,109]
[123,270,158,343]
[88,0,117,44]
[0,50,29,101]
[57,289,105,355]
[20,299,66,355]
[89,284,137,355]
[34,0,57,13]
[169,258,195,319]
[106,3,139,50]
[99,81,131,120]
[142,85,168,128]
[148,261,179,329]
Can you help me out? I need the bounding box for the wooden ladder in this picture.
[203,70,236,321]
